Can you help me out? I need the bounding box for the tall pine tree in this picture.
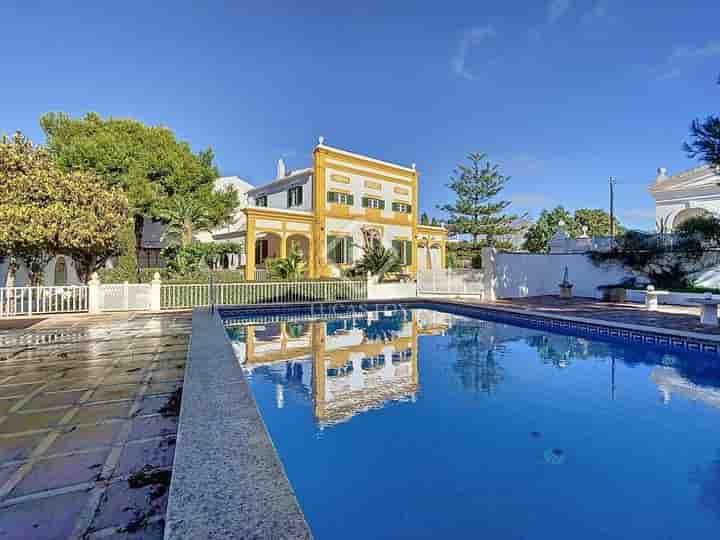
[683,74,720,167]
[439,152,521,247]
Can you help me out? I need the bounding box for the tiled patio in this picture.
[488,295,720,336]
[0,312,191,540]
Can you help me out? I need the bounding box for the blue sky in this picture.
[2,1,719,229]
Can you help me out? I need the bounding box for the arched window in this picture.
[54,257,67,286]
[672,207,710,229]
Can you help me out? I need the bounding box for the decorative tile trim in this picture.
[219,299,720,357]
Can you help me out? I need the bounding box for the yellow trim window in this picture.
[327,191,354,205]
[391,202,412,214]
[361,196,385,210]
[392,239,413,266]
[327,235,354,264]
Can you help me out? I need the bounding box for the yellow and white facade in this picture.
[237,140,448,280]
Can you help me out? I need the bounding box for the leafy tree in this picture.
[675,215,720,246]
[439,152,521,246]
[156,187,238,248]
[420,212,430,225]
[683,75,720,167]
[523,206,621,253]
[572,208,622,238]
[523,206,573,253]
[40,112,235,275]
[0,132,128,283]
[431,217,439,226]
[350,242,403,282]
[266,248,308,280]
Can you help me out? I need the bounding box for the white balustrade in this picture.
[0,286,89,317]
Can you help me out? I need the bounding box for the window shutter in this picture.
[392,202,398,212]
[405,241,413,265]
[327,236,336,263]
[345,237,353,264]
[362,197,369,208]
[347,194,354,206]
[327,191,336,203]
[379,199,385,210]
[287,190,292,208]
[392,240,401,257]
[297,186,303,206]
[406,204,412,213]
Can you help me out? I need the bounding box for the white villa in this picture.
[650,164,720,229]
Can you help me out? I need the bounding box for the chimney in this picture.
[656,167,668,183]
[276,158,286,179]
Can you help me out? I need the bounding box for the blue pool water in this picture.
[225,307,720,539]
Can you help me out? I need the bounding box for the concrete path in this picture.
[0,312,191,539]
[488,295,720,335]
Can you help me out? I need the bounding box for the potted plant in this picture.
[559,266,573,299]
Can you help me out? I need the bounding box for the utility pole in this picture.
[609,176,616,246]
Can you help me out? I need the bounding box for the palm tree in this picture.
[351,242,402,282]
[157,187,237,247]
[266,248,307,280]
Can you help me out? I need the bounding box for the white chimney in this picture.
[276,158,286,179]
[656,167,668,183]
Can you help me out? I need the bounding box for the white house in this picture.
[650,164,720,230]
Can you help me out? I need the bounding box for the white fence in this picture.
[99,283,153,312]
[161,280,368,310]
[0,286,89,317]
[417,269,484,296]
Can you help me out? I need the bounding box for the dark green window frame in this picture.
[327,235,354,264]
[327,191,354,205]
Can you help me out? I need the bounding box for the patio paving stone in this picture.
[0,311,190,538]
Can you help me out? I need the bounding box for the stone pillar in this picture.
[88,272,101,314]
[150,272,162,311]
[481,247,497,303]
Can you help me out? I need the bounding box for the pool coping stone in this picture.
[164,307,313,540]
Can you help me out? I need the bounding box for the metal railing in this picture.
[417,269,484,295]
[161,280,368,310]
[0,286,89,317]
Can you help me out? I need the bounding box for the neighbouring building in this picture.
[650,164,720,230]
[207,139,448,280]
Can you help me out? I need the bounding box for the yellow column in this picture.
[280,233,287,259]
[440,241,446,270]
[245,215,256,281]
[308,233,316,278]
[410,178,419,279]
[311,322,326,422]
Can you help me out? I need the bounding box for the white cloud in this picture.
[451,26,497,80]
[656,40,720,80]
[547,0,572,24]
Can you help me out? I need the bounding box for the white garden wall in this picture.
[367,282,417,299]
[494,252,635,299]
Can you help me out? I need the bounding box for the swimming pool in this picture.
[225,306,720,539]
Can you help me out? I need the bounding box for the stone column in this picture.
[88,272,101,314]
[150,272,162,311]
[481,247,497,303]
